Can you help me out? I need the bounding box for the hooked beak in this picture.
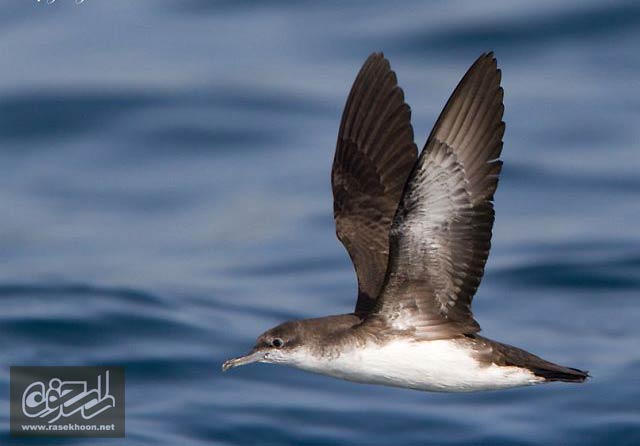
[222,349,265,372]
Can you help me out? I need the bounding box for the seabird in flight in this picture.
[222,52,588,392]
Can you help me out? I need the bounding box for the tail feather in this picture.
[470,335,590,384]
[531,365,589,383]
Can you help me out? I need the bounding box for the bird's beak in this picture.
[222,349,265,372]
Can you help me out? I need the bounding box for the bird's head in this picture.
[222,320,302,372]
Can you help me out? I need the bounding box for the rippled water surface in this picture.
[0,1,639,445]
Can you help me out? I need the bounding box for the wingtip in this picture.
[479,51,499,70]
[467,52,498,75]
[367,51,385,61]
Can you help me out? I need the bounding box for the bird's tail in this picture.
[531,364,589,383]
[485,336,590,383]
[472,335,589,383]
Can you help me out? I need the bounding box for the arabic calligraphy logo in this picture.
[22,370,115,424]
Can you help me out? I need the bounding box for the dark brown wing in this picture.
[370,52,505,339]
[332,53,418,315]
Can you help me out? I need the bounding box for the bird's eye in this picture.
[271,338,284,348]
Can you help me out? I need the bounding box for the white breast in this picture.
[286,339,544,392]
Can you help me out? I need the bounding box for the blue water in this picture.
[0,1,638,445]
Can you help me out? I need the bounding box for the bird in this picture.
[222,52,588,392]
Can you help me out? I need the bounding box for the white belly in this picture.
[287,339,544,392]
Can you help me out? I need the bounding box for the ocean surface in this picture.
[0,1,638,445]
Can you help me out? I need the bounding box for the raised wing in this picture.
[332,53,418,315]
[370,53,505,339]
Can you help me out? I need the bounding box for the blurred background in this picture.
[0,1,638,445]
